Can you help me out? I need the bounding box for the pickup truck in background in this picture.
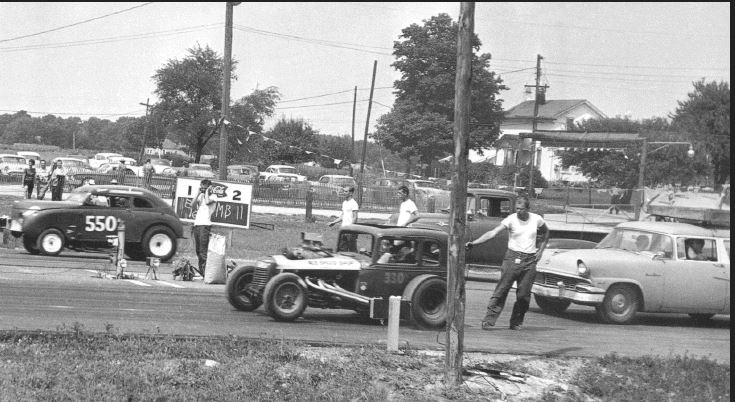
[394,188,610,271]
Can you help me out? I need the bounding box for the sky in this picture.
[1,2,730,138]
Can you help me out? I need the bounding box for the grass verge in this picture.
[0,326,730,402]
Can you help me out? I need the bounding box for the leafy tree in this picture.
[559,117,709,189]
[244,117,318,168]
[152,45,235,163]
[671,79,730,187]
[224,87,280,165]
[373,13,507,176]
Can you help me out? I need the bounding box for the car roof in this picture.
[73,185,169,206]
[466,188,516,198]
[228,164,258,169]
[53,157,87,162]
[616,221,730,237]
[268,165,296,168]
[96,152,123,156]
[340,223,448,242]
[321,175,353,179]
[0,153,25,158]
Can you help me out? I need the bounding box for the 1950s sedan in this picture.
[532,221,730,324]
[10,185,184,261]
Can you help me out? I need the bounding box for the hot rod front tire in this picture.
[226,266,263,312]
[263,273,307,321]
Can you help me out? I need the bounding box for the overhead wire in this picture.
[0,2,155,43]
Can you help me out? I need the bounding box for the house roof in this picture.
[504,100,607,120]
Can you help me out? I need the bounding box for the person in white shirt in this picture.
[466,195,549,330]
[329,186,359,252]
[328,186,359,227]
[35,159,51,200]
[395,185,419,226]
[191,179,216,276]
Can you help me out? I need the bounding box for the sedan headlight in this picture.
[577,260,590,278]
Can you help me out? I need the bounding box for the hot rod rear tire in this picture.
[263,273,307,321]
[226,266,263,311]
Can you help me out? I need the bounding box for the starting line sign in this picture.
[173,177,253,229]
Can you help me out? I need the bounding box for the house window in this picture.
[566,118,575,130]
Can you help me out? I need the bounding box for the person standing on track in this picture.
[466,195,549,330]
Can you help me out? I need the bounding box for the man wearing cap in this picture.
[329,186,359,251]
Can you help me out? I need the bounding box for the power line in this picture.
[233,24,393,55]
[275,100,371,110]
[0,24,221,53]
[543,60,730,72]
[279,87,392,103]
[0,109,144,117]
[0,3,154,44]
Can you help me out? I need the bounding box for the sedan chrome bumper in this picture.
[532,282,605,304]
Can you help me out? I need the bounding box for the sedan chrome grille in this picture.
[535,272,587,290]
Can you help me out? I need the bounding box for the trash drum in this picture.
[204,232,227,284]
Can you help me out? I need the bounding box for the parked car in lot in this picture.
[108,156,141,176]
[0,154,27,175]
[51,157,95,188]
[260,164,307,182]
[180,163,216,178]
[17,151,41,162]
[9,185,185,261]
[88,152,124,169]
[149,158,173,174]
[314,174,357,194]
[96,162,137,177]
[532,221,730,324]
[225,224,448,329]
[227,164,259,182]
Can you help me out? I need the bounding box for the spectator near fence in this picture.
[21,159,36,199]
[49,161,66,201]
[116,159,126,185]
[142,159,154,189]
[607,185,621,214]
[35,159,50,200]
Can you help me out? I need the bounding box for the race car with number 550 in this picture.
[226,224,449,329]
[9,185,184,261]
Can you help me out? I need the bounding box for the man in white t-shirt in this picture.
[191,179,216,277]
[329,186,359,227]
[329,186,359,251]
[466,195,549,330]
[395,185,419,226]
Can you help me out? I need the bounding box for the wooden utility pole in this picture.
[138,98,150,163]
[527,54,543,194]
[219,2,239,180]
[350,86,357,176]
[359,61,377,206]
[445,1,473,386]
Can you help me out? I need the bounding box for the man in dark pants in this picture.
[191,179,215,277]
[466,195,549,330]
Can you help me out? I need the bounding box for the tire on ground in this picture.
[125,243,146,261]
[534,294,571,315]
[596,284,640,324]
[263,272,307,321]
[141,225,177,262]
[226,266,263,311]
[36,228,64,256]
[23,236,39,254]
[403,275,447,329]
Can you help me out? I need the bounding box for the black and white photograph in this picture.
[0,2,729,400]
